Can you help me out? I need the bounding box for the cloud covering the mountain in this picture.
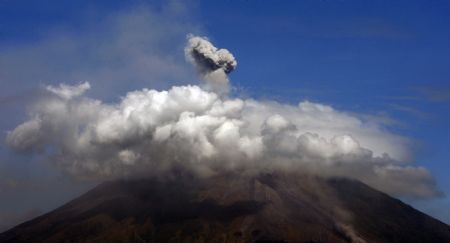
[6,78,439,198]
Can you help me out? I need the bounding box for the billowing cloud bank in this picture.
[6,37,439,198]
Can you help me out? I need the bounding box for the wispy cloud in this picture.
[0,2,201,100]
[219,13,414,40]
[389,103,433,120]
[414,86,450,102]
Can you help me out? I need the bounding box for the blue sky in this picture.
[1,0,449,228]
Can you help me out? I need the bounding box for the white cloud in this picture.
[46,82,90,100]
[6,83,440,198]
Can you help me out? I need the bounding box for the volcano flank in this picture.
[1,172,449,243]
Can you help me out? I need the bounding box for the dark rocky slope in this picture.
[1,172,449,243]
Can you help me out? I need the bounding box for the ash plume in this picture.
[5,36,441,199]
[185,35,237,94]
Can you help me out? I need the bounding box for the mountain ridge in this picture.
[1,172,449,243]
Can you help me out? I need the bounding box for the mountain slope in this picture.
[1,172,449,243]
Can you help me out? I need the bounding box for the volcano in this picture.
[1,172,449,243]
